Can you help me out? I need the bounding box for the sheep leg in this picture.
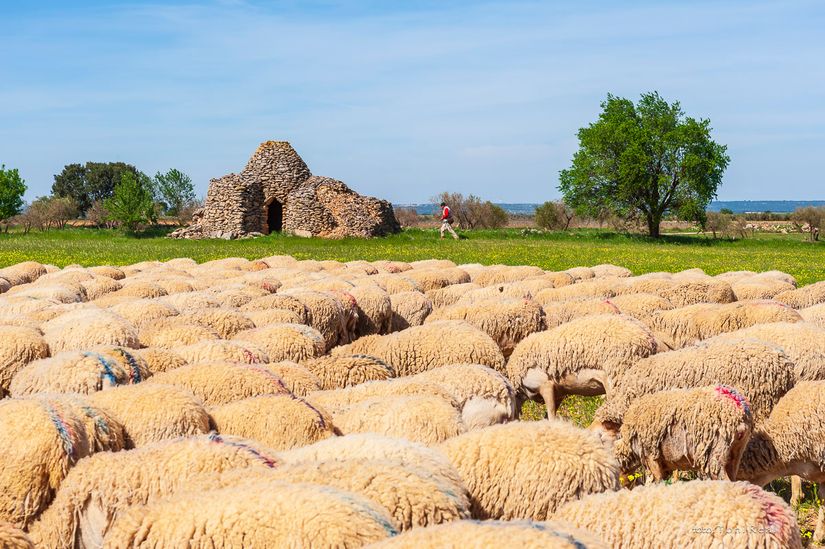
[815,483,825,545]
[538,382,559,418]
[790,475,803,508]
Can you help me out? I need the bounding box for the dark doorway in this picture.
[266,200,283,233]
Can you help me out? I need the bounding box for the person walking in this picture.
[439,202,459,240]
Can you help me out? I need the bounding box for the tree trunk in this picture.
[646,213,661,238]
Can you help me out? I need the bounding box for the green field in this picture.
[1,228,824,284]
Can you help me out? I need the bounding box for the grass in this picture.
[1,227,824,284]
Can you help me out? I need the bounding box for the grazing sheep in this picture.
[372,260,412,273]
[350,285,392,336]
[157,290,222,312]
[591,264,632,278]
[0,521,34,549]
[110,281,168,299]
[594,339,796,430]
[210,394,334,450]
[87,383,210,447]
[389,291,432,330]
[564,266,595,281]
[614,385,753,481]
[0,326,49,398]
[653,278,737,307]
[108,298,179,328]
[279,288,355,350]
[267,360,322,395]
[244,308,305,326]
[554,480,801,549]
[8,281,88,303]
[303,354,396,390]
[171,308,254,339]
[232,323,325,362]
[406,268,471,292]
[9,350,150,396]
[440,420,620,520]
[507,315,659,415]
[103,481,397,548]
[28,434,281,549]
[309,378,459,414]
[79,277,122,300]
[473,265,546,286]
[368,520,607,548]
[425,283,481,309]
[374,274,422,294]
[138,319,221,348]
[42,309,139,352]
[801,303,825,329]
[731,278,795,300]
[0,261,47,286]
[333,394,466,444]
[145,361,291,406]
[533,277,620,304]
[606,293,675,321]
[542,299,620,329]
[87,265,125,280]
[133,347,187,373]
[174,338,268,364]
[426,297,546,357]
[333,320,506,376]
[776,280,825,309]
[0,397,93,528]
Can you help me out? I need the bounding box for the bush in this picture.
[432,192,509,229]
[0,165,26,231]
[86,200,112,228]
[104,172,157,233]
[534,201,574,230]
[790,206,824,241]
[394,207,420,228]
[704,211,733,238]
[178,199,203,224]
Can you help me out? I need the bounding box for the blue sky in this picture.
[2,0,824,203]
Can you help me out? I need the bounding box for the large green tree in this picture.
[104,172,156,233]
[52,162,143,214]
[559,92,730,237]
[154,168,195,216]
[0,164,27,225]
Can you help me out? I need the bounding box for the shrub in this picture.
[86,200,112,228]
[0,165,26,231]
[534,201,574,231]
[104,172,157,233]
[790,206,825,241]
[432,192,509,229]
[704,211,733,239]
[177,199,203,224]
[394,207,420,228]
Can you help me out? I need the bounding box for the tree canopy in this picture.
[154,168,195,215]
[104,171,156,233]
[559,92,730,237]
[0,165,27,224]
[52,162,143,214]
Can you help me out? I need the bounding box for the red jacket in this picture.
[441,206,451,220]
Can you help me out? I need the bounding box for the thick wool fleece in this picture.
[800,303,825,329]
[102,481,397,548]
[440,420,620,520]
[349,284,393,336]
[615,385,753,480]
[267,361,322,395]
[554,480,801,549]
[533,277,621,303]
[425,283,482,309]
[776,280,825,309]
[176,308,255,338]
[41,309,139,352]
[405,267,471,292]
[133,347,187,374]
[174,339,268,365]
[210,394,334,450]
[0,325,49,397]
[232,323,326,362]
[88,383,210,447]
[280,289,354,350]
[108,298,179,328]
[473,266,546,286]
[389,291,433,331]
[332,320,506,376]
[138,319,221,348]
[239,293,308,322]
[542,299,621,329]
[308,378,460,415]
[145,361,291,406]
[367,519,608,549]
[0,521,34,549]
[28,434,281,549]
[303,354,396,390]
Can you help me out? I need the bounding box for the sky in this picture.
[2,0,824,203]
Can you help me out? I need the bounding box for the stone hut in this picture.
[170,141,400,239]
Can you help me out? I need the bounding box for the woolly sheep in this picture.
[138,319,221,348]
[0,261,47,286]
[473,265,545,286]
[244,308,305,326]
[801,302,825,329]
[109,281,168,299]
[591,264,633,278]
[303,354,396,390]
[410,259,457,269]
[210,394,334,450]
[0,326,49,398]
[87,265,125,280]
[175,339,269,365]
[9,350,150,396]
[232,323,325,362]
[145,361,291,405]
[209,285,271,308]
[594,339,796,429]
[238,293,308,321]
[614,385,753,481]
[79,277,122,300]
[731,278,795,300]
[426,297,546,357]
[507,315,659,415]
[425,282,481,309]
[174,308,254,338]
[533,277,620,304]
[28,434,281,549]
[405,267,471,292]
[280,288,354,349]
[87,383,210,447]
[368,520,608,549]
[107,299,179,328]
[103,480,398,547]
[350,284,393,336]
[554,480,800,548]
[389,290,432,330]
[542,298,620,329]
[605,292,675,321]
[651,278,736,307]
[374,273,422,294]
[333,320,506,376]
[776,280,825,309]
[372,260,412,273]
[42,309,139,352]
[0,397,93,528]
[156,290,222,312]
[309,378,459,414]
[333,394,465,444]
[440,420,620,520]
[564,266,595,281]
[0,521,34,549]
[133,347,187,373]
[266,360,322,395]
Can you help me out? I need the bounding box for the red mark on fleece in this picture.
[714,385,752,418]
[742,482,793,543]
[602,299,621,314]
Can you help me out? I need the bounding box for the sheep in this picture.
[102,481,398,547]
[533,277,621,304]
[593,339,796,431]
[309,377,459,413]
[8,282,87,303]
[591,264,633,278]
[553,480,801,549]
[0,277,10,294]
[79,276,122,300]
[209,285,271,308]
[174,338,268,365]
[350,284,393,336]
[389,290,432,330]
[439,420,620,520]
[109,281,168,299]
[425,283,482,308]
[87,265,125,280]
[332,320,506,376]
[210,394,334,450]
[731,277,795,300]
[372,260,412,273]
[107,299,179,328]
[232,323,326,362]
[0,521,34,549]
[707,321,825,381]
[542,299,621,329]
[41,309,139,352]
[374,273,422,294]
[564,266,595,281]
[506,314,659,416]
[473,265,546,286]
[801,303,825,329]
[0,397,93,528]
[28,433,281,549]
[606,292,675,321]
[651,278,737,307]
[266,360,322,395]
[411,259,457,269]
[737,380,825,497]
[405,267,471,292]
[133,347,187,373]
[776,280,825,309]
[0,326,50,398]
[44,394,126,454]
[0,261,47,286]
[169,308,253,339]
[145,361,291,406]
[138,319,221,348]
[9,350,150,396]
[613,385,753,481]
[426,297,546,357]
[244,308,305,326]
[367,520,608,548]
[303,354,396,390]
[280,288,354,349]
[156,290,222,312]
[87,383,211,447]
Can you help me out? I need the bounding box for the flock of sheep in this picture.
[1,255,825,548]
